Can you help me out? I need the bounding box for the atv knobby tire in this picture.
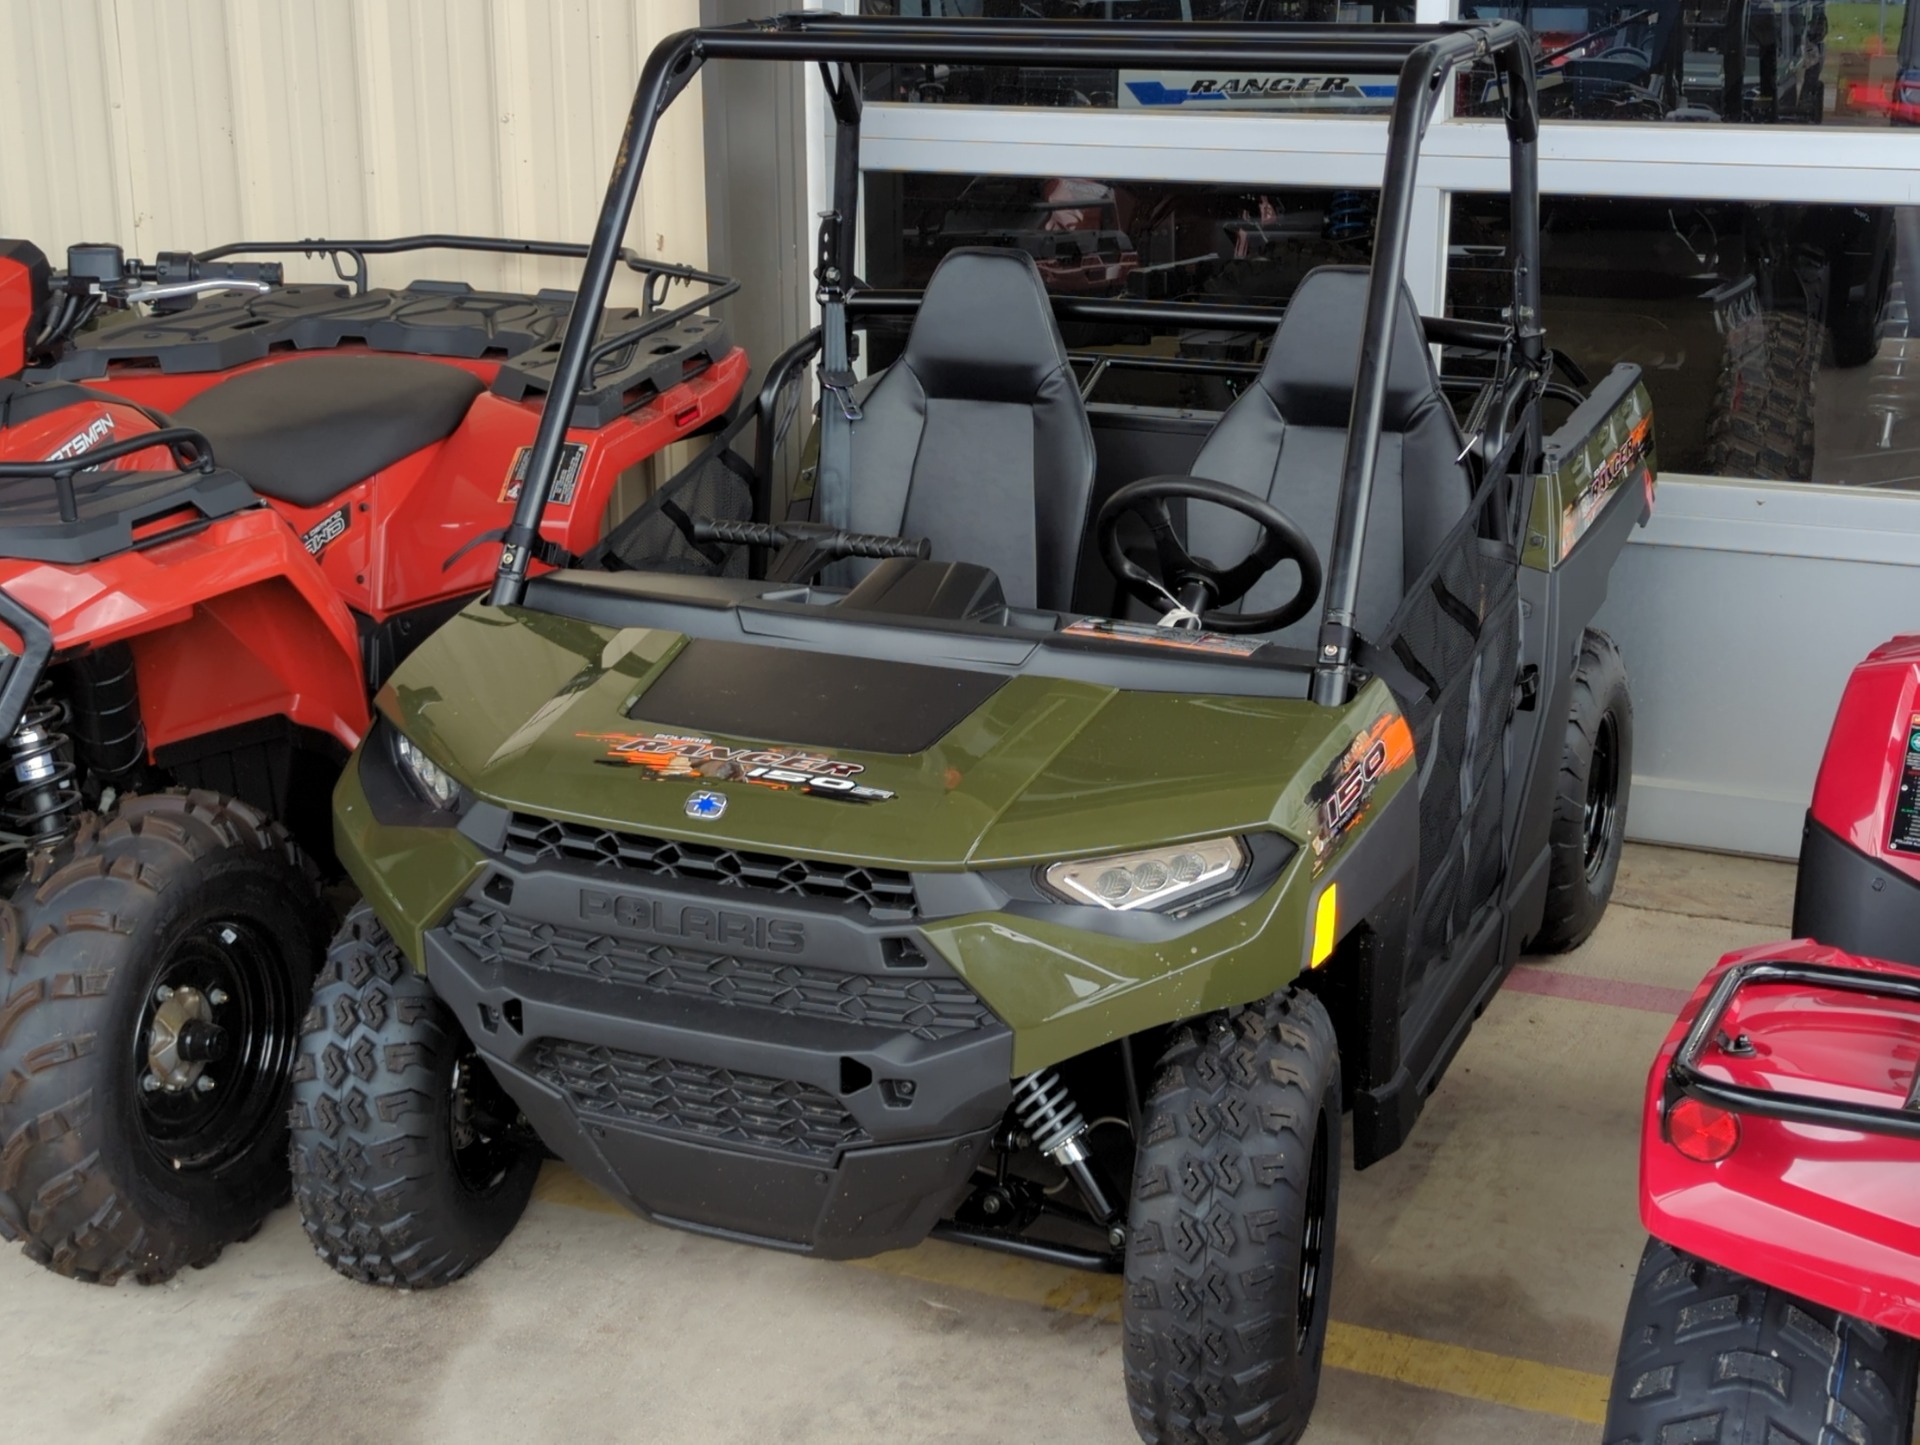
[1705,307,1818,481]
[1531,629,1632,954]
[1123,990,1341,1445]
[291,905,539,1288]
[0,791,326,1284]
[1605,1238,1919,1445]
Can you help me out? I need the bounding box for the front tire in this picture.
[1606,1238,1919,1444]
[1123,991,1341,1445]
[1531,629,1632,954]
[0,791,326,1284]
[290,905,539,1288]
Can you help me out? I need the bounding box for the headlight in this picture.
[1042,836,1248,914]
[393,732,462,811]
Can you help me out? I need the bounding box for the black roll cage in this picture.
[489,11,1543,707]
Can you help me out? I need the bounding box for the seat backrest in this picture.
[847,247,1095,612]
[1186,265,1472,648]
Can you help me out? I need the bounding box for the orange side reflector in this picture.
[1310,885,1338,968]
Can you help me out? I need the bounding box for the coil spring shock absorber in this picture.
[6,683,80,847]
[1324,189,1374,244]
[1011,1069,1122,1242]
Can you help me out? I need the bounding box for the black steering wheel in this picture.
[1096,475,1324,635]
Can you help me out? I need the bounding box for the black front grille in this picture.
[446,903,995,1040]
[503,813,918,918]
[532,1038,867,1161]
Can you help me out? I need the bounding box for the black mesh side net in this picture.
[590,445,754,578]
[1357,480,1521,976]
[582,362,803,578]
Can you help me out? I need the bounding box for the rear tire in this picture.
[1123,991,1341,1445]
[1705,307,1818,481]
[1530,629,1632,954]
[290,905,539,1288]
[0,791,326,1284]
[1605,1238,1919,1445]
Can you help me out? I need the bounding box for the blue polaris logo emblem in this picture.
[685,789,727,820]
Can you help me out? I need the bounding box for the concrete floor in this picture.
[1,843,1803,1445]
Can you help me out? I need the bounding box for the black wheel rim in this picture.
[132,918,300,1175]
[1583,711,1621,882]
[449,1049,526,1196]
[1296,1114,1330,1354]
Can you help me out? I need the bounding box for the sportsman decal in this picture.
[1307,714,1415,868]
[45,414,114,462]
[501,442,588,506]
[587,730,896,803]
[301,506,350,557]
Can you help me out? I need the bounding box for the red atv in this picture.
[0,236,747,1285]
[1605,636,1920,1443]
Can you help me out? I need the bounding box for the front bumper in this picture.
[424,834,1011,1258]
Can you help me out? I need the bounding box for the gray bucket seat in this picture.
[847,247,1095,612]
[1185,265,1474,647]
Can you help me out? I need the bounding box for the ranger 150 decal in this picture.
[587,730,896,803]
[1525,379,1658,570]
[1560,411,1653,557]
[1308,714,1415,869]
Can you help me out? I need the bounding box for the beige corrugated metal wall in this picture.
[0,0,707,301]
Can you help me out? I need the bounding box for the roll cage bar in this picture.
[489,11,1543,708]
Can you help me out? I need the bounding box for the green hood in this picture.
[380,604,1351,869]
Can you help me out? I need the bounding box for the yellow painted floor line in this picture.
[531,1167,1610,1426]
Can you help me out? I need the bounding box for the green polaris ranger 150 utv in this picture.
[291,14,1652,1444]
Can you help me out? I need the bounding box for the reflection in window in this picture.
[1451,194,1915,486]
[865,174,1380,405]
[860,1,1411,111]
[1459,0,1920,127]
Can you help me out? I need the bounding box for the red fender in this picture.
[0,508,368,750]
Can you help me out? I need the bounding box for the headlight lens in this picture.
[393,732,462,811]
[1042,836,1248,913]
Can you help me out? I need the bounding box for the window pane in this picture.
[864,173,1379,406]
[1451,194,1916,484]
[859,2,1408,112]
[1458,1,1918,127]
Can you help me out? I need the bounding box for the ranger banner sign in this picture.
[1119,71,1395,110]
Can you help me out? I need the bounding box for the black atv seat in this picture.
[847,247,1095,612]
[174,354,482,509]
[1186,265,1472,649]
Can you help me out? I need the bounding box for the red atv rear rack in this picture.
[1666,956,1920,1140]
[1642,939,1920,1335]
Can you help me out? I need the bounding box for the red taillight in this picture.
[1668,1097,1741,1162]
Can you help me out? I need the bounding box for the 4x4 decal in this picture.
[301,506,350,557]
